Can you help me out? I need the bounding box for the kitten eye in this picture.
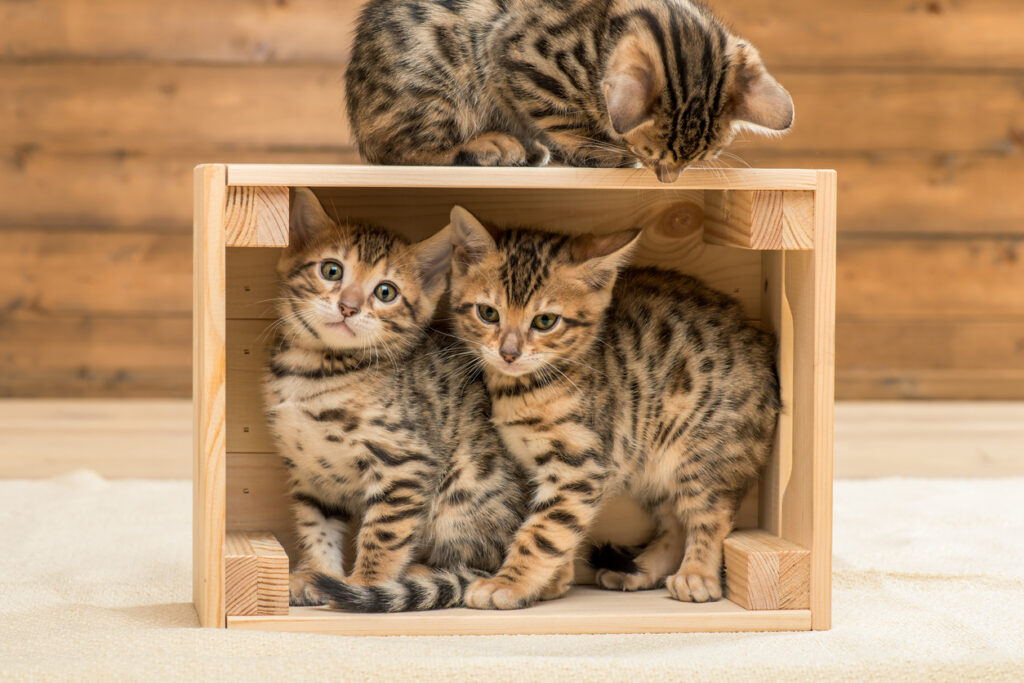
[374,281,399,302]
[477,304,500,324]
[320,261,343,281]
[532,313,560,331]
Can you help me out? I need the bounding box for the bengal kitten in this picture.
[446,206,780,609]
[263,189,528,611]
[346,0,793,181]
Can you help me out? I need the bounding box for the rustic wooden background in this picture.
[1,0,1022,399]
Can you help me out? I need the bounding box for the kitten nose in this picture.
[656,163,681,183]
[500,349,521,364]
[338,301,360,317]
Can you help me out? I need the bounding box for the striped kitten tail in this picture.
[312,567,488,613]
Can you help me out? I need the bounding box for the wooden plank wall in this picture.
[1,0,1021,399]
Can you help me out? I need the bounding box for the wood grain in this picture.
[6,0,1023,69]
[838,237,1024,320]
[723,529,810,610]
[0,230,190,315]
[704,190,814,250]
[193,164,227,628]
[0,63,354,154]
[224,531,288,617]
[0,0,361,63]
[224,186,289,247]
[0,315,190,398]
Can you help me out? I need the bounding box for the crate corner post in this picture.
[193,164,229,628]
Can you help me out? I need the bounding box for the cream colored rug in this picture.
[1,471,1021,681]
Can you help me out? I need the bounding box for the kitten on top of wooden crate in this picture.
[346,0,793,181]
[263,188,529,612]
[446,206,781,610]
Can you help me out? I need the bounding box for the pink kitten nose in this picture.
[500,349,521,364]
[338,301,360,317]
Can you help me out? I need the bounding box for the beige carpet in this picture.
[1,471,1022,681]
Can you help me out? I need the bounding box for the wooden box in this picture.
[194,164,835,634]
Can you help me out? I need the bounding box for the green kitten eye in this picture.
[374,281,399,302]
[532,313,560,331]
[320,261,343,281]
[477,304,499,324]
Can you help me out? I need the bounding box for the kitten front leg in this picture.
[346,475,426,586]
[666,497,734,603]
[289,492,350,606]
[539,124,637,168]
[465,456,605,610]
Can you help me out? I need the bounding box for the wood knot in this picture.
[655,202,704,238]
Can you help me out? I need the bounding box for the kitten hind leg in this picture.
[453,133,530,167]
[595,514,685,591]
[665,499,733,603]
[289,496,349,606]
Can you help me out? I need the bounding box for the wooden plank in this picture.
[704,190,814,249]
[227,165,819,190]
[838,237,1024,320]
[5,151,1022,236]
[224,532,259,616]
[744,71,1024,155]
[228,587,811,634]
[225,186,290,247]
[717,0,1024,69]
[835,402,1024,478]
[193,164,227,628]
[757,252,794,536]
[0,399,191,478]
[838,320,1024,376]
[0,0,360,63]
[7,0,1024,70]
[0,230,190,315]
[0,63,353,154]
[741,153,1024,236]
[224,531,288,617]
[838,318,1024,397]
[839,369,1024,401]
[723,529,810,610]
[781,171,835,630]
[0,315,190,398]
[0,150,356,233]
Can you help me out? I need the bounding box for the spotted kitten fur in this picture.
[346,0,793,181]
[447,206,780,609]
[263,189,528,612]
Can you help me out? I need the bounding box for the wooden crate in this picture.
[194,164,836,634]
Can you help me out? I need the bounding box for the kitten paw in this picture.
[537,575,572,601]
[464,577,534,610]
[665,571,722,603]
[595,568,662,592]
[526,140,552,166]
[454,133,528,167]
[289,571,328,606]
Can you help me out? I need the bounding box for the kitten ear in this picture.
[569,229,642,290]
[289,187,335,250]
[449,205,496,274]
[412,225,453,296]
[602,37,660,135]
[730,43,794,132]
